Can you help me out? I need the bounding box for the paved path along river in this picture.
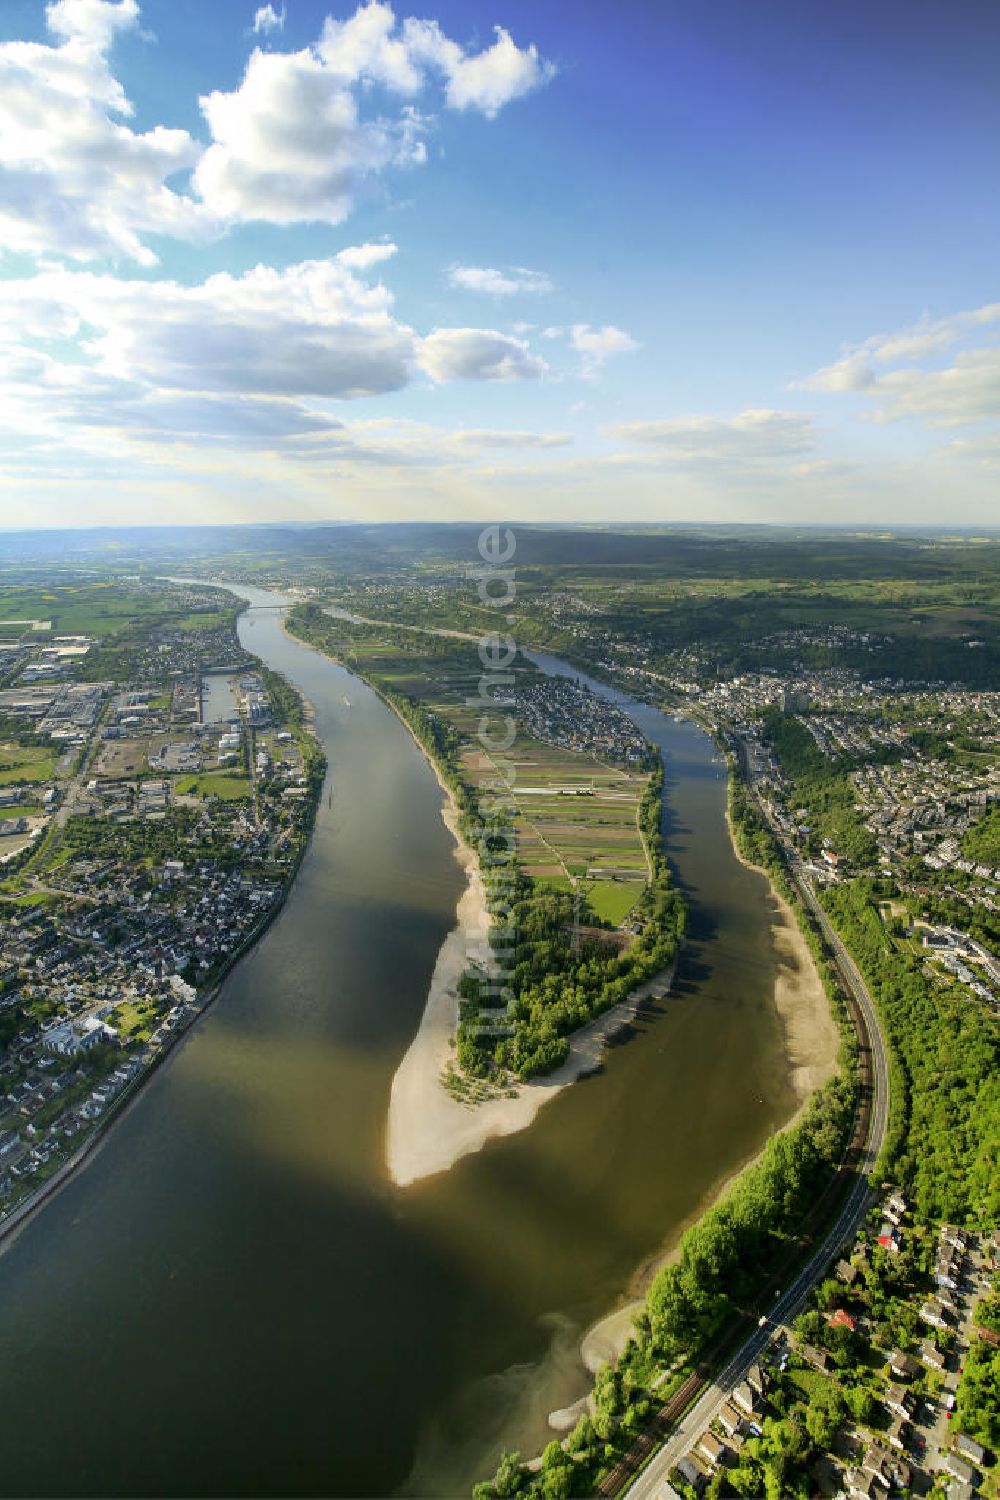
[0,589,808,1498]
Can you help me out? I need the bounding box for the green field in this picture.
[0,887,60,908]
[0,744,56,785]
[0,582,179,638]
[584,880,645,925]
[108,997,163,1043]
[174,611,232,633]
[175,772,250,801]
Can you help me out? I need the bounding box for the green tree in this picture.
[538,1442,573,1500]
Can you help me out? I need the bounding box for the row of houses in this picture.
[673,1365,769,1492]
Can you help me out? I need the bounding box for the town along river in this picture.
[0,590,800,1498]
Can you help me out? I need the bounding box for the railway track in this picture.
[600,754,889,1500]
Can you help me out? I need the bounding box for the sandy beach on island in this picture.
[572,799,839,1386]
[385,788,677,1188]
[725,798,840,1106]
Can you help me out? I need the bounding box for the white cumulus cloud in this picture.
[799,353,875,394]
[0,0,204,265]
[46,0,139,49]
[0,0,553,262]
[194,45,420,227]
[399,21,555,116]
[252,4,286,35]
[0,257,418,456]
[569,323,638,375]
[448,265,553,295]
[419,327,547,382]
[872,348,1000,428]
[0,258,555,463]
[195,3,552,230]
[798,302,1000,406]
[335,241,398,270]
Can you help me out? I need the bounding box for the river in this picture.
[0,587,799,1498]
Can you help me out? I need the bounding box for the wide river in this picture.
[0,587,798,1498]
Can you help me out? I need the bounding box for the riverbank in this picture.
[0,609,325,1258]
[724,797,839,1103]
[566,757,838,1388]
[0,901,279,1256]
[384,732,678,1187]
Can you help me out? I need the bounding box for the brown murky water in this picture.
[0,591,795,1498]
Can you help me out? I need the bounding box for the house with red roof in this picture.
[828,1308,857,1332]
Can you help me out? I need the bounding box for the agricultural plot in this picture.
[319,626,653,927]
[0,583,188,639]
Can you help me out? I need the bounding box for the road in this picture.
[620,753,890,1500]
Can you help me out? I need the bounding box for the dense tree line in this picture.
[955,1280,1000,1448]
[962,804,1000,868]
[822,878,999,1224]
[956,1333,1000,1449]
[474,1068,857,1500]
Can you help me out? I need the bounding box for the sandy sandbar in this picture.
[385,791,675,1188]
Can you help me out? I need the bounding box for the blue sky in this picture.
[0,0,998,528]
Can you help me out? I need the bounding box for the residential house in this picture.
[886,1415,909,1452]
[828,1308,857,1332]
[878,1223,903,1253]
[920,1300,951,1330]
[845,1470,883,1500]
[732,1381,764,1417]
[675,1454,707,1493]
[919,1339,946,1371]
[884,1384,914,1420]
[861,1442,893,1481]
[716,1402,742,1439]
[941,1454,977,1486]
[954,1434,987,1466]
[837,1258,859,1285]
[889,1350,920,1381]
[696,1432,727,1470]
[746,1364,767,1398]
